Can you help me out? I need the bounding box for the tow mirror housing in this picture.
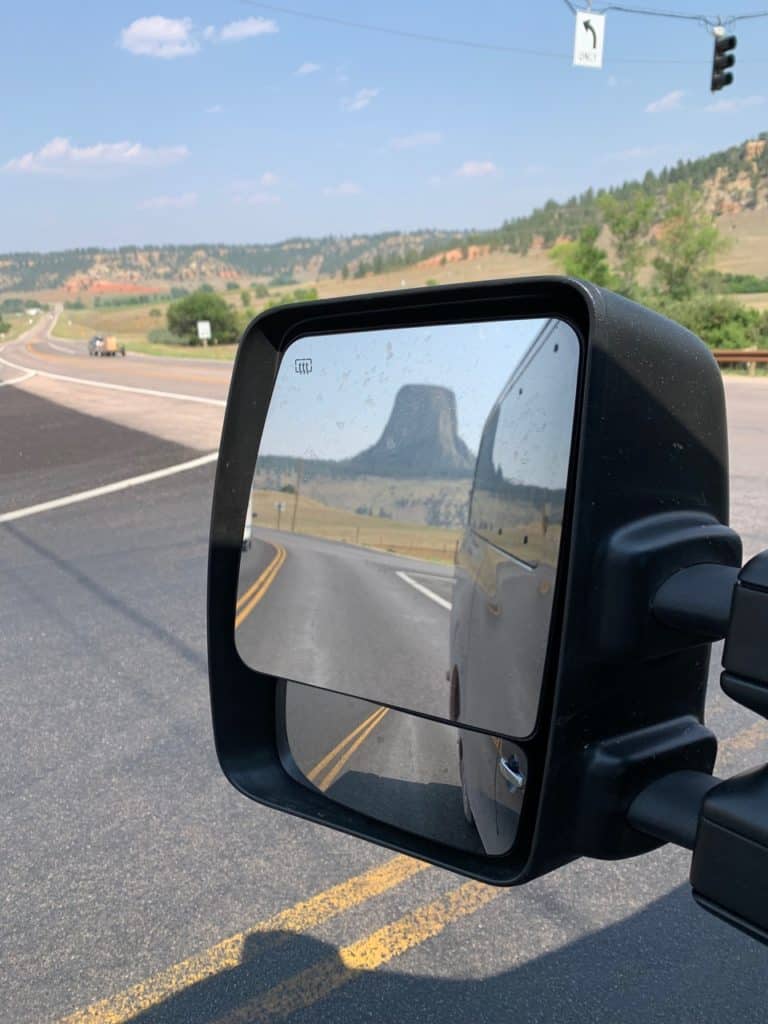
[208,277,739,886]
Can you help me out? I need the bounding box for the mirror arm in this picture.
[633,552,768,945]
[653,551,768,718]
[627,769,721,849]
[652,563,738,640]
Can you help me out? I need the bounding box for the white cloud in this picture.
[391,131,442,151]
[260,171,279,187]
[4,137,189,174]
[645,89,684,114]
[120,17,199,59]
[204,104,223,114]
[323,182,363,196]
[705,94,765,113]
[219,17,278,42]
[341,88,379,113]
[456,160,498,178]
[138,192,198,210]
[202,25,216,41]
[427,175,442,187]
[296,62,321,75]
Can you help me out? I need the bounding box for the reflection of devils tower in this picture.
[345,384,474,477]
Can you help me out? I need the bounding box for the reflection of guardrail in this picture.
[713,349,768,373]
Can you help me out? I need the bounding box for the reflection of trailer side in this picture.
[88,334,126,357]
[450,318,580,856]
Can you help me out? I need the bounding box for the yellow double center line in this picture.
[56,855,430,1024]
[306,705,390,792]
[56,717,768,1024]
[235,543,286,629]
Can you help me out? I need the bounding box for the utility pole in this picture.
[290,459,303,533]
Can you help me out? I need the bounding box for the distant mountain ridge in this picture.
[3,134,766,293]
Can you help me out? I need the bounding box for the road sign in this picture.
[196,320,212,342]
[573,11,605,69]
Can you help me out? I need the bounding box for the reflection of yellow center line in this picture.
[234,544,286,628]
[235,543,281,610]
[212,881,500,1024]
[55,854,428,1024]
[315,708,390,792]
[306,706,386,783]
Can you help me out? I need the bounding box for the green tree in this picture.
[652,182,727,299]
[598,189,656,296]
[0,317,11,335]
[551,225,614,287]
[240,289,251,308]
[166,290,239,345]
[651,294,768,350]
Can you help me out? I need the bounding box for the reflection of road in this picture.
[236,527,455,721]
[283,683,484,854]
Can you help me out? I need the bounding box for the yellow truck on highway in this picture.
[88,334,126,357]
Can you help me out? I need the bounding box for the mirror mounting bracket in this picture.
[632,550,768,945]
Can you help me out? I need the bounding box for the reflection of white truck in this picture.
[242,493,253,551]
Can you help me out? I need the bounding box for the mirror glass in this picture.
[237,316,580,739]
[280,682,527,856]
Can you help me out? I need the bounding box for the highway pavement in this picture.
[2,357,768,1022]
[0,310,233,403]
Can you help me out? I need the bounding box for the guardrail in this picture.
[712,349,768,374]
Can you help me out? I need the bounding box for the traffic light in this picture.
[711,33,736,92]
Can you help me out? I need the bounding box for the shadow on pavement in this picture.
[124,883,767,1024]
[3,521,207,674]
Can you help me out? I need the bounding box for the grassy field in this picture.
[53,305,238,360]
[117,338,238,361]
[0,311,43,343]
[251,488,462,564]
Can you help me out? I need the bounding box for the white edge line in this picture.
[0,452,218,524]
[396,570,452,611]
[0,353,226,407]
[0,369,35,387]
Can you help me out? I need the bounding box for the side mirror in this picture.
[208,277,739,885]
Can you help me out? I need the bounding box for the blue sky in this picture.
[2,2,767,252]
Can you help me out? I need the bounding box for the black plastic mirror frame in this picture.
[208,276,730,885]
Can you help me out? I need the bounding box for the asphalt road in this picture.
[2,363,768,1023]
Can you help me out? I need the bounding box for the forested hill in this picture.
[1,133,766,294]
[483,133,768,254]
